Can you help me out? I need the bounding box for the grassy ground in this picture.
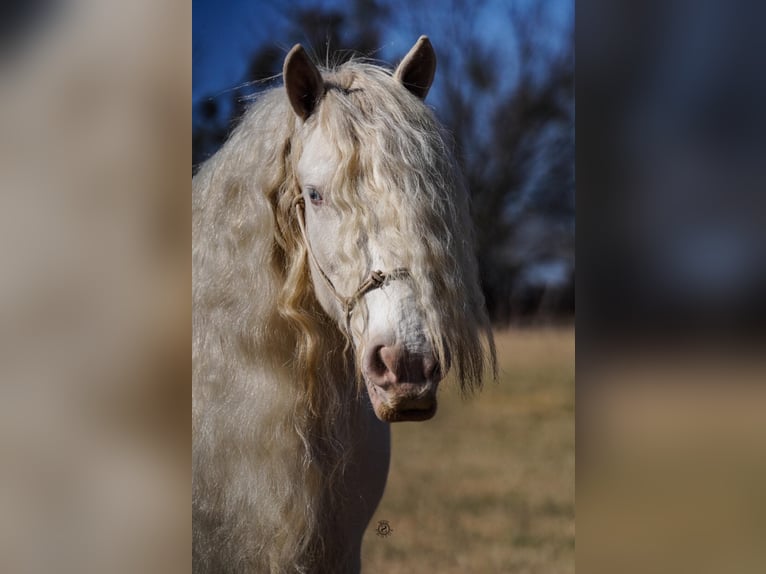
[360,327,575,573]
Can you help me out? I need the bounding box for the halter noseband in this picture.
[292,195,411,334]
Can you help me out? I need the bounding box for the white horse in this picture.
[193,36,495,573]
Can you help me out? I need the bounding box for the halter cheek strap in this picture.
[292,195,411,334]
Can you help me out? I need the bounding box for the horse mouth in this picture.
[366,382,438,422]
[384,403,437,422]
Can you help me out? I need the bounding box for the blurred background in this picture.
[578,0,766,342]
[1,1,190,573]
[193,0,575,326]
[578,2,766,572]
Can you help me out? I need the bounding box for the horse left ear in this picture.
[394,35,437,100]
[284,44,324,120]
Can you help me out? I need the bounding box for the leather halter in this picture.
[292,195,411,334]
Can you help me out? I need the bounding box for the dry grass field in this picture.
[360,327,575,573]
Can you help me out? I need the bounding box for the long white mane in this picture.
[193,53,495,572]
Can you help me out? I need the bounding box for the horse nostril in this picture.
[364,345,389,383]
[364,343,443,386]
[364,344,406,386]
[423,356,441,382]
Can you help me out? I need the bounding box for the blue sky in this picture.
[193,0,573,106]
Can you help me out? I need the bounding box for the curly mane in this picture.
[192,55,495,572]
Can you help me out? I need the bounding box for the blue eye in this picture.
[306,187,323,205]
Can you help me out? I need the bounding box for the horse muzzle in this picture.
[363,344,443,422]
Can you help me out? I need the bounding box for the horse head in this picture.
[279,37,493,422]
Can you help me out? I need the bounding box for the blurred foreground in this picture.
[579,352,766,574]
[362,328,575,573]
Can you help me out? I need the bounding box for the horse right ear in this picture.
[283,45,324,120]
[394,36,437,100]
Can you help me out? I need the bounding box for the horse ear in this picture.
[283,44,324,120]
[394,35,437,100]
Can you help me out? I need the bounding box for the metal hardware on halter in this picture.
[292,195,412,334]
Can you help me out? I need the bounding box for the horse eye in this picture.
[306,187,324,206]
